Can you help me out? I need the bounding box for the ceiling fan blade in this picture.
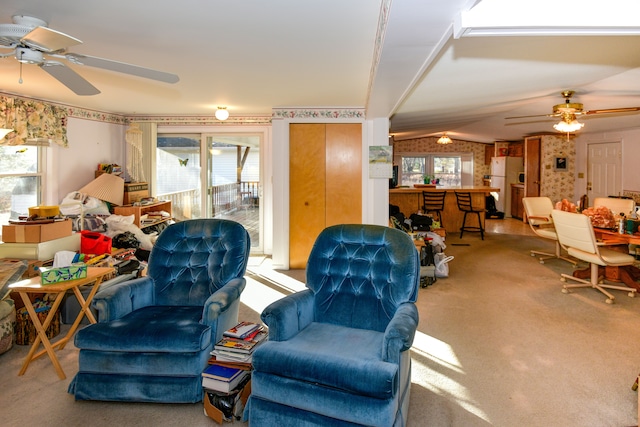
[40,61,100,96]
[505,113,555,120]
[64,53,179,84]
[586,107,640,115]
[21,26,81,52]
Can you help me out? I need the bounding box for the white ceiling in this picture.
[2,0,640,144]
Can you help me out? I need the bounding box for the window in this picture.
[0,146,44,228]
[397,153,473,187]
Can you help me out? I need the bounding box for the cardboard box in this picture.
[0,233,81,261]
[39,264,88,285]
[2,219,72,243]
[204,380,252,424]
[123,182,149,205]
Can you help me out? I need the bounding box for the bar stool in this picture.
[454,191,484,240]
[422,191,446,225]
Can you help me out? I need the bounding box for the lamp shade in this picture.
[79,173,125,206]
[437,134,452,145]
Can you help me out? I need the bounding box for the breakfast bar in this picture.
[390,186,499,234]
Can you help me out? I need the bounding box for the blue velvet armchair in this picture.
[68,219,250,403]
[245,224,420,426]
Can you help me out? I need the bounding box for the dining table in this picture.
[573,227,640,291]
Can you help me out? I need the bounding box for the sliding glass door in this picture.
[205,133,262,253]
[156,132,263,253]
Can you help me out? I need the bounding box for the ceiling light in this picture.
[553,119,584,133]
[437,133,452,145]
[215,107,229,121]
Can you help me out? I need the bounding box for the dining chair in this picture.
[593,197,635,219]
[551,209,637,304]
[522,197,576,266]
[454,191,484,239]
[422,191,446,225]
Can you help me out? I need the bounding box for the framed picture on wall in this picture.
[554,156,567,171]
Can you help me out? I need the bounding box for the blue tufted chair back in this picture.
[147,219,250,306]
[306,224,419,333]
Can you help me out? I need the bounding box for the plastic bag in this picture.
[434,253,454,278]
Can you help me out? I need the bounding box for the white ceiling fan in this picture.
[0,15,179,96]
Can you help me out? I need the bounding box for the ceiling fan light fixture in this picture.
[553,119,584,133]
[437,133,452,145]
[215,107,229,121]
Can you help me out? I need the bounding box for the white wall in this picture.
[48,117,126,205]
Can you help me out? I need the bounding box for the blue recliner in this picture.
[68,219,250,403]
[245,224,420,426]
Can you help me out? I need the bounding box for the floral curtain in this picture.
[0,96,68,147]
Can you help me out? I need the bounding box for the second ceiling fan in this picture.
[506,90,640,133]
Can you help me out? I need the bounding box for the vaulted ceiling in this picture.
[1,0,640,144]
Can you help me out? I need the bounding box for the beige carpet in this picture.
[2,221,640,426]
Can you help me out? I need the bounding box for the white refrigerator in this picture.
[490,156,524,217]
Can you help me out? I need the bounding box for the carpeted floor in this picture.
[2,220,640,426]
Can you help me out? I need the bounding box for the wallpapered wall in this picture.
[392,136,490,186]
[539,134,576,205]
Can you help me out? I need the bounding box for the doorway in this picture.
[205,133,263,253]
[587,141,621,202]
[156,132,264,254]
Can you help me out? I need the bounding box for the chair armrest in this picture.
[382,302,419,364]
[202,277,247,324]
[202,277,247,343]
[260,289,315,341]
[92,276,155,322]
[528,215,551,222]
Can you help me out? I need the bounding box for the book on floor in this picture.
[202,366,250,393]
[211,348,254,363]
[223,321,261,339]
[214,331,267,354]
[202,363,244,381]
[208,356,253,371]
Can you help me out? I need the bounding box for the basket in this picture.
[15,300,60,345]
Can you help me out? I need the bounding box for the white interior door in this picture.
[587,141,621,202]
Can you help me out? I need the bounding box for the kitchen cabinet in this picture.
[511,184,525,220]
[485,144,494,165]
[289,123,362,269]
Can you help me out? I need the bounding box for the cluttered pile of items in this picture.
[389,204,453,288]
[0,165,171,344]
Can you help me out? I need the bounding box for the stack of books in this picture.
[201,363,251,394]
[210,321,268,365]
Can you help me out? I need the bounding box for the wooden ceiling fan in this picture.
[506,90,640,130]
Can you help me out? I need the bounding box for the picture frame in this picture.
[554,156,567,171]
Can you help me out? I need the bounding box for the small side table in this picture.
[8,266,115,379]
